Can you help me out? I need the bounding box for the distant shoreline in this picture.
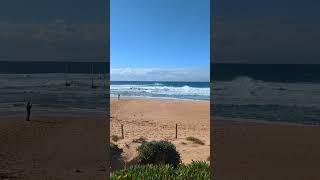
[0,109,106,119]
[110,95,210,102]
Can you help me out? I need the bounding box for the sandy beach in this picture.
[0,115,108,180]
[213,119,320,180]
[110,97,210,166]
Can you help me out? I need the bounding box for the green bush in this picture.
[136,140,181,167]
[186,136,205,145]
[110,161,210,179]
[111,135,121,142]
[132,137,147,144]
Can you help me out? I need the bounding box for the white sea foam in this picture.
[110,84,210,98]
[212,76,320,107]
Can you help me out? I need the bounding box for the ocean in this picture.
[110,81,210,101]
[1,62,320,124]
[0,61,108,117]
[212,64,320,125]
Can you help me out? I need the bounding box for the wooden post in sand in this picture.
[175,124,178,139]
[121,124,124,139]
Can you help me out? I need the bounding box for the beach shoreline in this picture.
[110,94,210,102]
[213,116,320,127]
[110,97,210,166]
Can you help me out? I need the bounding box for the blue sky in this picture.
[110,0,210,81]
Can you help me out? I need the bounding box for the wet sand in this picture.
[213,119,320,180]
[0,115,108,180]
[110,97,210,165]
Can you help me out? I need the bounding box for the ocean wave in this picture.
[110,84,210,97]
[152,82,164,86]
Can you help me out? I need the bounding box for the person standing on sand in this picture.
[118,94,120,100]
[26,101,32,121]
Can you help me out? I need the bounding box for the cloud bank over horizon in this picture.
[110,67,209,82]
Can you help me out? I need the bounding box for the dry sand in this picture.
[213,119,320,180]
[110,97,210,166]
[0,115,108,180]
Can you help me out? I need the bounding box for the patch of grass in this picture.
[137,140,181,167]
[111,135,121,142]
[111,161,210,179]
[186,136,205,145]
[132,137,147,144]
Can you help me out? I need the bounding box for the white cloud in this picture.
[110,67,209,82]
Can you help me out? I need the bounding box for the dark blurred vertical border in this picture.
[210,0,215,179]
[210,0,320,179]
[0,0,110,179]
[106,0,111,178]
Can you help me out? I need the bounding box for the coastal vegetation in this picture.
[186,136,205,145]
[132,137,147,144]
[110,140,210,179]
[111,161,210,179]
[136,140,181,167]
[111,135,121,142]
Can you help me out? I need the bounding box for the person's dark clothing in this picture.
[26,102,32,121]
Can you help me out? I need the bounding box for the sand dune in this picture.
[0,115,107,180]
[110,98,210,166]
